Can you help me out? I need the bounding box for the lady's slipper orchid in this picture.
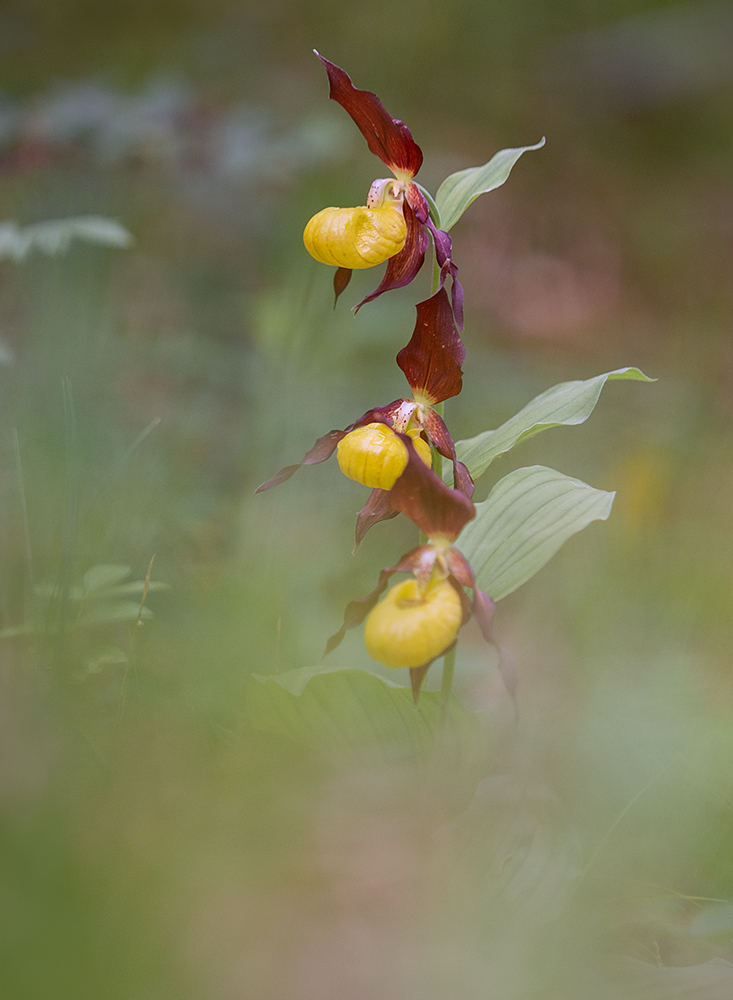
[325,436,498,702]
[307,53,463,327]
[255,287,473,545]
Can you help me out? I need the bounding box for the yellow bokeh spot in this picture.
[303,205,407,269]
[364,578,463,669]
[336,423,431,490]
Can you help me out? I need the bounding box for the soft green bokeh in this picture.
[2,1,732,997]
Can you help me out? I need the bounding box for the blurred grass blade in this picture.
[452,367,653,483]
[457,465,615,600]
[435,139,546,232]
[12,428,35,607]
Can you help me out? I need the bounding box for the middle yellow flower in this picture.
[336,422,431,490]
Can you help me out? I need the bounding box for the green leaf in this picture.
[457,466,615,600]
[437,776,581,917]
[83,564,132,593]
[621,958,733,997]
[0,217,133,262]
[248,665,490,767]
[77,601,152,626]
[85,580,169,600]
[452,368,653,483]
[435,139,546,232]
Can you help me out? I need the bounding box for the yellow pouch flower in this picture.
[336,422,431,490]
[303,205,407,269]
[364,578,462,668]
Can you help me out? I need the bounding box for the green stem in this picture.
[421,248,445,543]
[432,241,456,714]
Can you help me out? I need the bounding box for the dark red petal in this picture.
[472,588,497,644]
[409,635,461,704]
[333,267,352,307]
[430,221,453,270]
[396,287,465,406]
[451,459,474,500]
[450,270,465,332]
[354,201,429,312]
[405,182,429,224]
[446,548,476,590]
[348,401,404,432]
[389,436,475,541]
[421,409,475,499]
[353,489,398,551]
[316,53,422,177]
[254,430,345,492]
[426,219,465,331]
[409,663,431,704]
[324,547,429,656]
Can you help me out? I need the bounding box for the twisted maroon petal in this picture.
[421,409,474,499]
[255,403,404,494]
[426,219,464,331]
[471,588,497,644]
[409,664,432,704]
[354,201,429,312]
[405,182,429,223]
[254,430,346,492]
[397,288,465,406]
[324,547,429,656]
[354,489,398,551]
[333,266,352,306]
[446,548,476,590]
[389,436,475,541]
[316,53,423,177]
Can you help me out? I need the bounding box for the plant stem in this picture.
[432,249,457,713]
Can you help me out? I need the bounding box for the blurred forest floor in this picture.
[1,1,733,998]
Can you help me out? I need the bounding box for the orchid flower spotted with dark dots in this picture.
[255,287,473,546]
[324,437,501,703]
[304,53,463,327]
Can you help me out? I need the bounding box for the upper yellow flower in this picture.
[306,53,463,325]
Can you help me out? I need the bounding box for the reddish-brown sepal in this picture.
[389,436,475,542]
[324,548,426,656]
[316,53,423,178]
[354,201,430,312]
[396,287,464,406]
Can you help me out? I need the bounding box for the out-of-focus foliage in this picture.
[1,1,733,998]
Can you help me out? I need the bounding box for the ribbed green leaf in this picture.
[435,139,545,232]
[452,367,653,483]
[457,466,614,600]
[248,665,490,767]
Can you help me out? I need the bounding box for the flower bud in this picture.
[337,422,431,490]
[364,578,463,668]
[303,206,407,269]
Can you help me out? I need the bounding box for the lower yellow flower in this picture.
[303,205,407,269]
[364,578,463,669]
[336,422,431,490]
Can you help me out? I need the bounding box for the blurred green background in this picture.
[1,1,732,997]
